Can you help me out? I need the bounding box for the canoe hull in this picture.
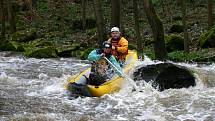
[67,50,138,97]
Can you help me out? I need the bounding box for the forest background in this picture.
[0,0,215,62]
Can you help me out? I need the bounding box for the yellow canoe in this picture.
[66,50,138,97]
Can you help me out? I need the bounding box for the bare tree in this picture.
[208,0,213,28]
[0,0,5,39]
[181,0,189,52]
[24,0,37,21]
[81,0,87,30]
[111,0,120,27]
[119,0,125,35]
[143,0,167,60]
[133,0,143,51]
[7,0,16,33]
[93,0,106,47]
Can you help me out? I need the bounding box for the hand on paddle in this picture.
[112,46,116,50]
[101,53,105,57]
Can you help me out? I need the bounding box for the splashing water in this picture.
[1,52,215,121]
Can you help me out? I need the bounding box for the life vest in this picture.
[108,37,128,61]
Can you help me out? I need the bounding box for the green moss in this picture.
[11,28,37,42]
[10,41,25,52]
[57,43,81,57]
[168,49,213,62]
[24,46,57,58]
[28,38,54,47]
[165,34,184,52]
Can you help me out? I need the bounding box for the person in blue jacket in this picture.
[76,41,122,86]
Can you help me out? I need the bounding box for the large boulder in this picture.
[10,28,37,42]
[199,27,215,48]
[57,43,81,57]
[133,63,196,91]
[165,34,184,52]
[24,38,57,58]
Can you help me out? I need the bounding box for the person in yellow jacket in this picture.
[108,27,128,66]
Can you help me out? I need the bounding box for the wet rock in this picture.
[133,63,196,91]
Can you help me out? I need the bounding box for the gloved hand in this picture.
[112,46,116,50]
[101,53,105,57]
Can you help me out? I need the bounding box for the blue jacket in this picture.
[88,49,122,76]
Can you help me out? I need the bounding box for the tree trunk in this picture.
[181,0,189,52]
[7,0,16,33]
[93,0,106,47]
[25,0,35,21]
[81,0,86,30]
[208,0,213,28]
[133,0,143,51]
[119,0,125,35]
[143,0,167,60]
[0,0,5,39]
[32,0,37,9]
[111,0,120,27]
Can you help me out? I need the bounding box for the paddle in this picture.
[103,57,139,91]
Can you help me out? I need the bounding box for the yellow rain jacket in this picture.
[108,37,128,61]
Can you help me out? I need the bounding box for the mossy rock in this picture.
[57,43,81,57]
[11,28,37,42]
[16,45,25,52]
[199,27,215,48]
[169,24,184,33]
[28,38,54,47]
[165,34,184,52]
[0,41,16,51]
[80,47,94,60]
[24,46,57,58]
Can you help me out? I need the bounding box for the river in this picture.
[0,51,215,121]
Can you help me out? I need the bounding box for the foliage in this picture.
[0,41,16,51]
[144,46,156,60]
[168,49,212,62]
[80,47,94,60]
[128,44,137,50]
[10,28,37,42]
[169,24,184,33]
[24,46,57,58]
[199,27,215,48]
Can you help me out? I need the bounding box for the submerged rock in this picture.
[133,63,196,91]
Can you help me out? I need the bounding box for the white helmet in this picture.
[111,27,120,32]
